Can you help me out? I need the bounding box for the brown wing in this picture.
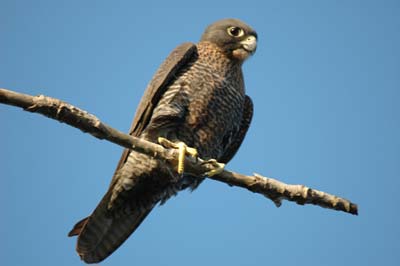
[219,95,253,163]
[112,42,197,179]
[68,43,198,262]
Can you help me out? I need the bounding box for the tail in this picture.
[68,201,154,263]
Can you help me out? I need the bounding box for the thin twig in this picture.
[0,88,358,215]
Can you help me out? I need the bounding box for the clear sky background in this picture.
[1,1,399,265]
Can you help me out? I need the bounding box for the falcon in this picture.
[68,18,257,263]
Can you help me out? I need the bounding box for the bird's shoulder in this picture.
[129,42,197,137]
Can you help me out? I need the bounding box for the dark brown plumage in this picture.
[68,18,257,263]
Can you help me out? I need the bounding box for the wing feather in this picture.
[68,43,198,263]
[219,95,253,163]
[112,43,197,179]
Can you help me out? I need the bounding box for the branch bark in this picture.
[0,88,358,215]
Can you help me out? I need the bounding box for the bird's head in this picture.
[200,18,257,62]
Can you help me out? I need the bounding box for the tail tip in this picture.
[68,216,89,237]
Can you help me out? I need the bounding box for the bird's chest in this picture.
[177,60,245,158]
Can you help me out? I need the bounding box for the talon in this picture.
[202,159,225,177]
[186,146,198,158]
[158,137,174,148]
[158,137,198,175]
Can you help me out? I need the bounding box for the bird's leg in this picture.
[158,137,198,175]
[201,159,225,177]
[157,137,224,177]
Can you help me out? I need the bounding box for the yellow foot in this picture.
[201,159,225,177]
[158,137,198,175]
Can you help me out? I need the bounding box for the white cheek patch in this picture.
[232,48,250,61]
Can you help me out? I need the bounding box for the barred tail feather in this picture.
[69,203,153,263]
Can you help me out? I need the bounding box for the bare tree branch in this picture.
[0,88,358,215]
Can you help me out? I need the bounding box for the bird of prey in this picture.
[68,18,257,263]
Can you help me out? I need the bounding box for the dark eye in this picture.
[227,26,244,37]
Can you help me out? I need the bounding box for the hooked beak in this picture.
[240,35,257,54]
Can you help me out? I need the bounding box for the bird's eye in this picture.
[227,26,244,37]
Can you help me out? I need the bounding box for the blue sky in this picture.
[1,1,399,265]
